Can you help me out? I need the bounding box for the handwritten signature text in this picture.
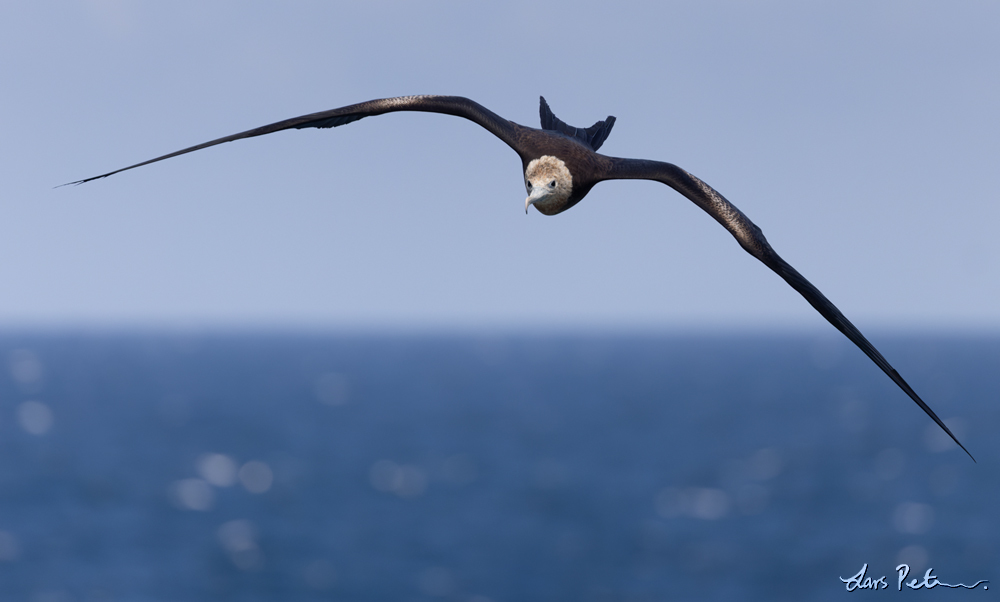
[841,563,988,592]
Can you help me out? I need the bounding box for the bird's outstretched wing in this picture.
[63,96,525,185]
[608,158,974,462]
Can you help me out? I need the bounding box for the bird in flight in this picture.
[66,95,974,461]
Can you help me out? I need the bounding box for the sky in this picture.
[2,1,999,332]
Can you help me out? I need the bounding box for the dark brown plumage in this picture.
[66,94,974,461]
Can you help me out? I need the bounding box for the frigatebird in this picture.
[66,94,974,461]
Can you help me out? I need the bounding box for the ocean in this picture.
[0,333,995,601]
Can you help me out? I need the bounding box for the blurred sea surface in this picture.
[0,332,995,601]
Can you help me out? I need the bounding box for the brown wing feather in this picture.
[63,95,525,185]
[608,157,974,462]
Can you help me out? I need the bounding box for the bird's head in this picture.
[524,155,573,215]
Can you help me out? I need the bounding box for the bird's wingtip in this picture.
[938,421,976,463]
[959,442,977,463]
[934,415,976,463]
[57,173,114,188]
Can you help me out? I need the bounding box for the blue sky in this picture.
[2,1,998,331]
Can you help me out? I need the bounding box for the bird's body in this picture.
[67,94,974,460]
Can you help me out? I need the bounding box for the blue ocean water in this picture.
[0,333,995,601]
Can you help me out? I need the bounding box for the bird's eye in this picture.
[527,181,532,188]
[549,180,556,188]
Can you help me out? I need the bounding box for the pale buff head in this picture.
[524,155,572,215]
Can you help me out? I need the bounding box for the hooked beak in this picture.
[524,186,548,214]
